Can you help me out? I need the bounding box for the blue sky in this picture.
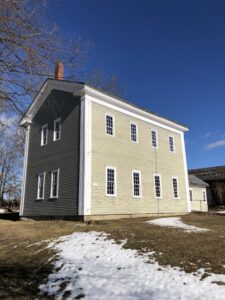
[53,0,225,169]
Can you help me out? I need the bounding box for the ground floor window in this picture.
[132,171,141,197]
[154,174,162,198]
[202,190,206,201]
[37,172,45,199]
[106,167,116,196]
[172,177,179,199]
[50,169,60,198]
[189,189,193,201]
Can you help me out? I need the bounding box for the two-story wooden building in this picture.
[19,63,190,220]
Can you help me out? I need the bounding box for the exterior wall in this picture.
[190,187,208,212]
[22,90,80,216]
[90,102,189,215]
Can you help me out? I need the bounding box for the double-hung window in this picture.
[202,190,206,201]
[105,114,114,136]
[41,124,48,146]
[151,130,157,148]
[169,136,175,152]
[172,177,179,199]
[154,174,162,198]
[37,172,45,199]
[132,171,141,198]
[53,118,61,141]
[189,189,193,201]
[130,123,138,142]
[50,169,60,198]
[106,167,116,196]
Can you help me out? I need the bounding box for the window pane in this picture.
[106,115,113,135]
[173,178,178,198]
[131,124,137,142]
[155,175,161,197]
[152,131,157,147]
[189,190,192,201]
[133,172,140,196]
[107,168,115,195]
[169,137,174,152]
[54,120,61,140]
[38,174,44,199]
[51,170,59,197]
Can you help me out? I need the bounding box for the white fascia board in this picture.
[20,80,84,127]
[181,132,191,212]
[84,86,189,134]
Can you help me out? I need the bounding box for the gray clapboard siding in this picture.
[23,89,80,216]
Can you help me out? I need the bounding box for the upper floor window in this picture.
[105,114,114,136]
[154,174,162,198]
[189,189,193,201]
[172,177,179,199]
[151,130,157,148]
[202,190,206,201]
[106,167,116,196]
[41,124,48,146]
[169,136,175,152]
[50,169,60,198]
[37,172,45,199]
[130,123,138,142]
[53,118,61,141]
[132,171,141,198]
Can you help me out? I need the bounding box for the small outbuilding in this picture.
[188,174,209,212]
[189,166,225,207]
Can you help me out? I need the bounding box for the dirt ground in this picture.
[1,213,225,298]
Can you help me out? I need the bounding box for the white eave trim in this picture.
[84,85,189,133]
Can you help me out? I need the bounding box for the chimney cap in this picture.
[54,61,64,80]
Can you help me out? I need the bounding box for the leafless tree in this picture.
[0,0,88,116]
[0,122,24,205]
[85,68,124,98]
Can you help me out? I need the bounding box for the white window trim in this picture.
[202,189,207,201]
[53,118,61,141]
[169,135,176,153]
[37,172,46,200]
[153,173,163,199]
[105,166,117,197]
[189,188,193,201]
[105,113,115,137]
[41,124,48,146]
[132,170,142,198]
[50,168,60,198]
[130,121,138,143]
[151,129,158,149]
[172,176,180,199]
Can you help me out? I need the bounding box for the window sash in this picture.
[132,171,141,197]
[54,118,61,141]
[189,190,193,201]
[106,115,114,136]
[169,136,174,152]
[151,130,157,148]
[172,178,179,198]
[37,173,45,199]
[202,190,206,201]
[50,169,59,198]
[41,124,48,146]
[106,168,116,196]
[130,123,137,142]
[154,175,161,198]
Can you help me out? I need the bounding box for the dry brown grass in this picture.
[1,214,225,298]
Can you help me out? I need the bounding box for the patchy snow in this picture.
[147,217,209,233]
[39,231,225,300]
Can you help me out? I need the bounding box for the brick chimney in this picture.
[54,61,64,80]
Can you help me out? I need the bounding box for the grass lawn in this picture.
[1,213,225,298]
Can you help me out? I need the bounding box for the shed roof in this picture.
[189,166,225,181]
[188,174,209,188]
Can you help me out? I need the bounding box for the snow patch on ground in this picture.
[39,231,225,300]
[147,217,209,232]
